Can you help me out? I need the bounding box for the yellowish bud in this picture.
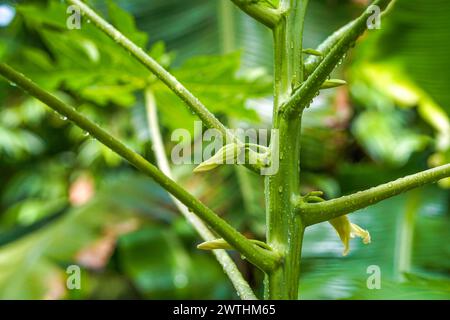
[193,143,242,173]
[329,215,371,256]
[197,238,233,250]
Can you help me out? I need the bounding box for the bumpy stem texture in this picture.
[304,20,354,76]
[0,63,279,273]
[266,0,309,300]
[299,164,450,226]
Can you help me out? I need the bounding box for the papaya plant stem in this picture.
[280,0,392,117]
[298,164,450,226]
[66,0,259,173]
[0,63,280,273]
[145,89,257,300]
[265,0,308,300]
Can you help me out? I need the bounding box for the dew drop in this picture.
[84,132,90,137]
[278,186,283,193]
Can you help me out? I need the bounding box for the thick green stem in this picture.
[298,164,450,226]
[145,89,257,300]
[0,63,280,273]
[265,0,308,300]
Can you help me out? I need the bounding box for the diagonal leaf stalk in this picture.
[0,63,280,273]
[297,164,450,226]
[66,0,260,173]
[145,89,257,300]
[304,0,394,77]
[279,0,392,117]
[304,20,355,77]
[230,0,281,28]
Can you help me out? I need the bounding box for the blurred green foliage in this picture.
[0,0,448,299]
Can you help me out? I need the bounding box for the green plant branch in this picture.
[0,63,280,273]
[304,20,354,77]
[280,0,392,117]
[297,164,450,226]
[145,89,257,300]
[230,0,281,28]
[304,1,394,76]
[66,0,260,173]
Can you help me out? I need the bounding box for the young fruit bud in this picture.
[197,238,273,251]
[320,79,347,89]
[302,48,323,56]
[193,143,242,173]
[303,190,325,203]
[197,238,233,250]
